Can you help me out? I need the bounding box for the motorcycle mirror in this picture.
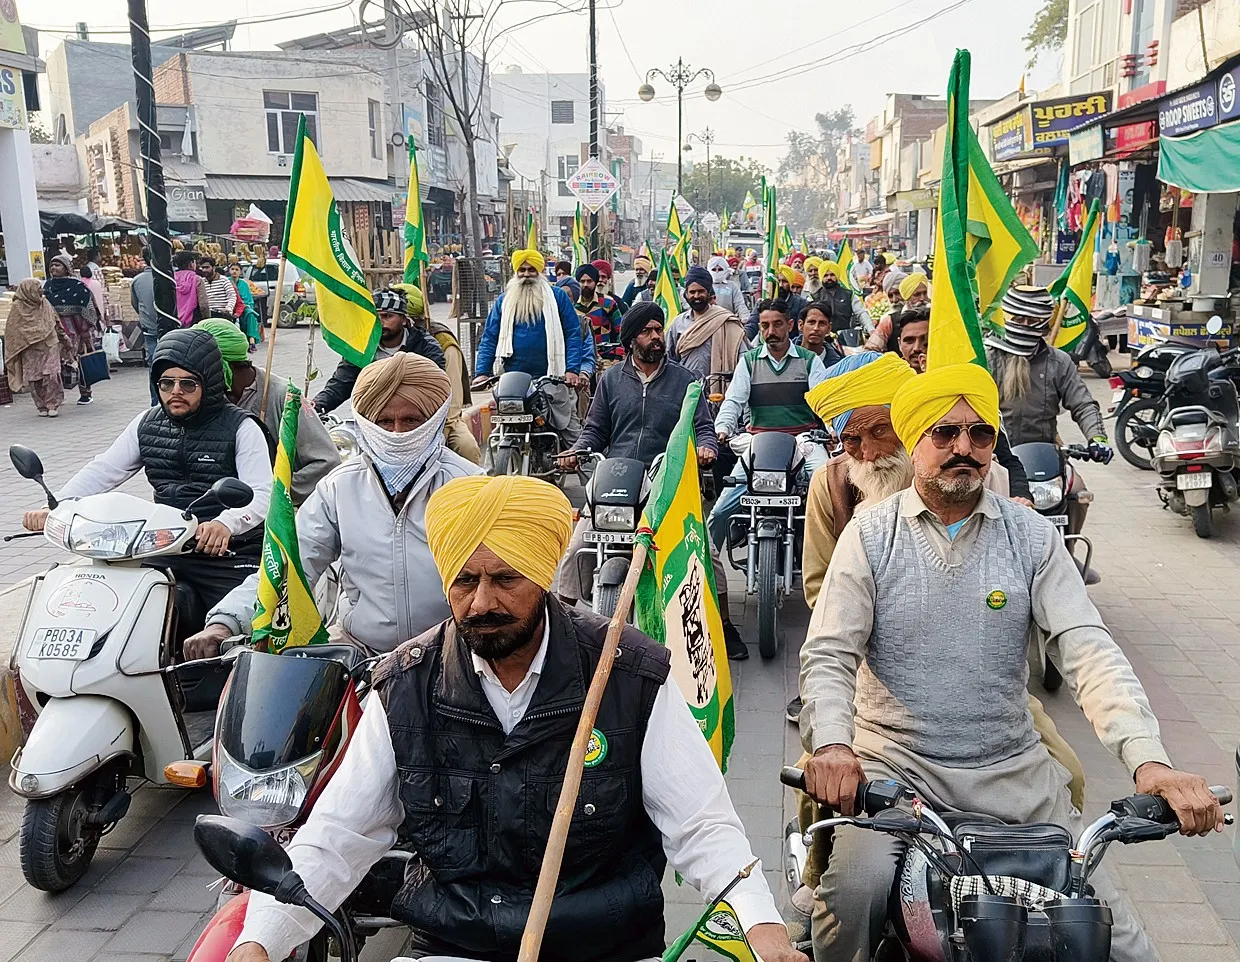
[193,815,295,898]
[9,446,58,509]
[1206,315,1224,336]
[211,478,255,510]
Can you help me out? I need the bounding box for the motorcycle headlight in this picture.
[329,426,359,463]
[1154,430,1177,458]
[1134,365,1154,379]
[594,505,635,531]
[497,399,526,415]
[217,744,323,829]
[68,517,144,559]
[1029,479,1063,511]
[751,470,787,494]
[132,527,187,556]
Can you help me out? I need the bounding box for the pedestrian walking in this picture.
[228,262,262,351]
[174,250,209,327]
[130,247,160,404]
[4,279,67,417]
[199,256,241,320]
[44,253,101,406]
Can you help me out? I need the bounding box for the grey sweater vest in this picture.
[854,494,1049,767]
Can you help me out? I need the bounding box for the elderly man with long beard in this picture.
[474,248,589,443]
[798,364,1223,962]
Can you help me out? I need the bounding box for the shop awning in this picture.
[1158,122,1240,193]
[206,175,395,204]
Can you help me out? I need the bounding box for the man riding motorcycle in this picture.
[183,353,483,659]
[985,284,1112,459]
[799,364,1222,961]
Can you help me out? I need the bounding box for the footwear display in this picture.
[77,396,93,405]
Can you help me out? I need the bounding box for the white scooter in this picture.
[5,444,253,892]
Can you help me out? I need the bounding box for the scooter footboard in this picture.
[9,695,134,798]
[185,891,250,962]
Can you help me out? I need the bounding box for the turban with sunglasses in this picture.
[890,364,1000,453]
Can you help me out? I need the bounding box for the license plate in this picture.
[1046,514,1069,527]
[1108,389,1125,413]
[28,627,96,661]
[740,495,801,507]
[583,530,635,544]
[491,414,533,424]
[1177,471,1213,490]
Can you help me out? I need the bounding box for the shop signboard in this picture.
[894,188,936,212]
[0,65,25,129]
[1158,81,1218,136]
[1029,91,1112,147]
[990,107,1030,161]
[1068,123,1104,165]
[166,183,207,221]
[0,0,23,56]
[1055,228,1079,264]
[1218,65,1239,124]
[565,158,619,213]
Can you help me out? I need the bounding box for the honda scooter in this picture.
[4,445,252,891]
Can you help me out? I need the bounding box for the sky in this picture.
[22,0,1063,170]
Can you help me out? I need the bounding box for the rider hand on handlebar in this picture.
[717,428,731,445]
[194,520,233,557]
[563,371,585,390]
[225,943,268,962]
[1088,437,1114,465]
[1134,761,1226,836]
[471,375,491,390]
[184,622,231,661]
[697,445,717,466]
[22,508,49,532]
[804,744,867,816]
[557,451,579,472]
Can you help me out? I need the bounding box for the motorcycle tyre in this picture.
[1192,502,1213,539]
[1115,399,1160,471]
[1042,656,1064,692]
[595,583,620,621]
[19,766,118,892]
[757,539,780,660]
[276,307,299,329]
[491,446,520,478]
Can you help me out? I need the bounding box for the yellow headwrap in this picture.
[804,352,917,425]
[777,265,798,285]
[890,364,1001,452]
[804,256,824,274]
[820,260,847,284]
[425,475,573,593]
[391,282,425,319]
[898,272,930,301]
[511,249,546,274]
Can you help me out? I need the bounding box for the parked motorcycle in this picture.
[483,372,569,482]
[1110,339,1208,470]
[1152,336,1240,539]
[781,767,1232,962]
[184,645,410,962]
[4,445,253,891]
[1068,309,1118,379]
[570,453,652,619]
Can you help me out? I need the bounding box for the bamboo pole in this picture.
[1046,291,1070,348]
[258,255,290,422]
[516,539,649,962]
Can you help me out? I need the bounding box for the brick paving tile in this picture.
[147,877,218,914]
[104,912,203,956]
[12,929,111,962]
[0,923,42,962]
[0,885,87,925]
[1116,864,1205,903]
[1201,881,1240,922]
[98,859,188,896]
[52,893,148,932]
[1139,900,1234,945]
[1156,943,1240,962]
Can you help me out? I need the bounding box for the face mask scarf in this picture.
[355,400,451,494]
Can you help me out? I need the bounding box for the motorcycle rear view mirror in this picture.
[9,445,58,509]
[183,478,254,520]
[1207,315,1224,336]
[193,815,295,897]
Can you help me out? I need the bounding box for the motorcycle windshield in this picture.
[217,649,350,772]
[1012,442,1062,482]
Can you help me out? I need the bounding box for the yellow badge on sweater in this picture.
[986,589,1008,610]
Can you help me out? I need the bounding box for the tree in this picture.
[1024,0,1068,69]
[774,107,858,231]
[680,155,769,218]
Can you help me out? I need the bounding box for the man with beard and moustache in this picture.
[574,262,623,352]
[474,249,589,444]
[619,255,652,308]
[746,266,808,338]
[803,257,824,298]
[313,289,446,415]
[224,474,806,962]
[798,365,1219,962]
[666,265,748,401]
[985,284,1111,460]
[815,264,872,336]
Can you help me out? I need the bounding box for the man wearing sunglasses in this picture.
[23,329,274,637]
[798,363,1223,962]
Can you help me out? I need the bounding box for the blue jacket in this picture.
[474,284,587,378]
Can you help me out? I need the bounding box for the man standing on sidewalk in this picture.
[130,247,160,405]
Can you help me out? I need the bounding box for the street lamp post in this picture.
[637,58,721,196]
[685,127,715,211]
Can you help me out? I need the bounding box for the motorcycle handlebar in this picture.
[1111,787,1233,824]
[780,767,909,817]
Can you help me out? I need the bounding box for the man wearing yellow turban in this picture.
[796,362,1220,961]
[803,256,824,297]
[225,473,808,962]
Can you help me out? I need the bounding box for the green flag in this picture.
[402,139,430,286]
[1050,199,1102,351]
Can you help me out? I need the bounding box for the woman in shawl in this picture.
[44,253,101,405]
[4,279,67,417]
[228,263,262,351]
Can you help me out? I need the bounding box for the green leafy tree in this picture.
[775,107,859,231]
[681,155,769,217]
[1024,0,1068,69]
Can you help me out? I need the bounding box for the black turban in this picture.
[683,265,713,293]
[620,301,664,348]
[575,264,600,283]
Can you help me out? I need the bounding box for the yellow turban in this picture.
[805,256,824,274]
[898,272,930,301]
[821,260,847,284]
[391,282,425,319]
[777,265,798,285]
[425,475,573,593]
[352,352,450,423]
[511,248,546,274]
[890,364,1001,452]
[804,352,917,427]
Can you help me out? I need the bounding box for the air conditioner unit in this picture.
[277,154,289,167]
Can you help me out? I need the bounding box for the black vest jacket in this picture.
[374,600,672,962]
[135,402,252,521]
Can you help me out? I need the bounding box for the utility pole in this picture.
[687,127,715,211]
[128,0,176,334]
[587,0,601,260]
[638,60,721,197]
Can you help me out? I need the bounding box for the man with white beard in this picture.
[473,248,589,444]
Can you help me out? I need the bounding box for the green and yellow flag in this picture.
[402,139,430,286]
[652,248,681,321]
[742,189,758,214]
[667,202,685,255]
[635,382,735,769]
[672,225,692,276]
[837,237,857,293]
[763,184,779,297]
[252,385,329,654]
[283,115,380,368]
[663,899,757,962]
[525,210,538,253]
[1050,199,1101,351]
[571,203,588,269]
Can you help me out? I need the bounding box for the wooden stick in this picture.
[516,539,650,962]
[258,255,289,422]
[1046,292,1070,348]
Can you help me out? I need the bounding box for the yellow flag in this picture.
[836,238,856,292]
[652,249,681,322]
[1050,199,1101,351]
[667,202,684,248]
[283,115,380,368]
[663,899,756,962]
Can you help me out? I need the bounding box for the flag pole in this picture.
[517,539,650,962]
[258,256,289,421]
[303,318,318,396]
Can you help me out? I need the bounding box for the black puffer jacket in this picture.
[137,329,271,519]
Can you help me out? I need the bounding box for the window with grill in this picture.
[369,99,381,158]
[551,100,574,124]
[264,91,318,154]
[426,81,445,147]
[557,154,579,196]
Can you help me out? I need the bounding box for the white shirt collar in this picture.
[470,607,550,692]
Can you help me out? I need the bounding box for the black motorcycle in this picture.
[1111,339,1204,470]
[573,453,652,619]
[1067,310,1115,379]
[483,372,570,482]
[781,767,1232,962]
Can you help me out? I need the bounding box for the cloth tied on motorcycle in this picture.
[805,351,917,436]
[619,300,664,348]
[193,319,249,390]
[496,273,566,377]
[683,265,714,292]
[510,248,546,274]
[898,272,930,301]
[390,282,425,319]
[890,363,1001,452]
[425,475,573,593]
[352,354,451,494]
